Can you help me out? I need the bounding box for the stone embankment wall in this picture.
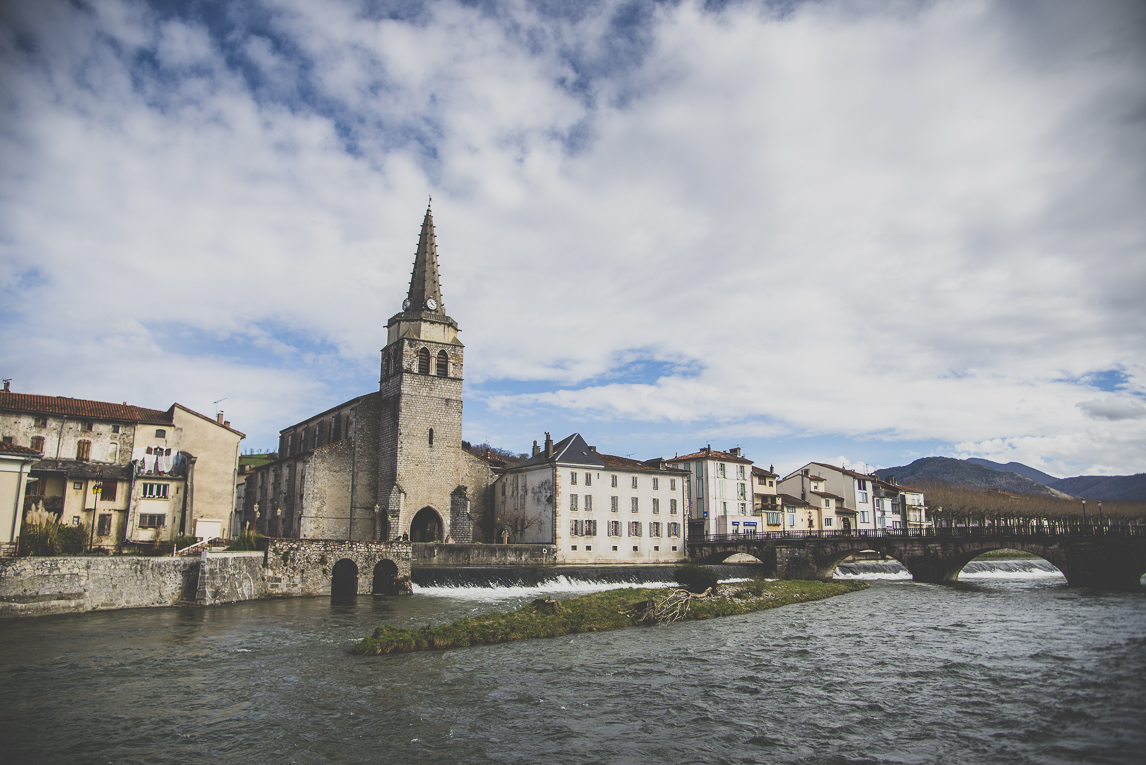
[412,542,556,566]
[0,555,200,618]
[194,551,267,606]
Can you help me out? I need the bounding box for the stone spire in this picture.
[404,205,444,315]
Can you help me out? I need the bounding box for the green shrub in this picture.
[673,565,720,594]
[225,529,265,551]
[173,535,197,550]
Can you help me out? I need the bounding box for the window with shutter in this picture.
[76,440,91,461]
[418,348,431,374]
[436,350,449,376]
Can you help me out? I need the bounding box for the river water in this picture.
[1,561,1144,764]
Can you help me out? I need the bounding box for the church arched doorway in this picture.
[410,507,443,542]
[372,559,400,595]
[331,559,359,602]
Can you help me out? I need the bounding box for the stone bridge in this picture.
[263,539,413,598]
[689,527,1146,591]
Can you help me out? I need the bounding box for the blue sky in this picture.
[2,0,1145,478]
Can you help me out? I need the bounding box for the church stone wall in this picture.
[299,440,353,539]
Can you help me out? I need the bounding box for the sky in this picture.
[1,0,1144,479]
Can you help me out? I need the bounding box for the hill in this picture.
[875,457,1070,498]
[966,458,1146,501]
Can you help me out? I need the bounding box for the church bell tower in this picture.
[376,206,467,541]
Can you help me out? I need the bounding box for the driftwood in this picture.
[625,587,708,625]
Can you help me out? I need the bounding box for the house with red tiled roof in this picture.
[491,433,688,563]
[778,463,929,531]
[0,385,243,549]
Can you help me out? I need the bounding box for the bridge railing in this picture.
[691,524,1144,544]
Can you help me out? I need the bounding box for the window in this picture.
[739,502,746,515]
[859,491,869,503]
[418,347,431,374]
[825,517,833,528]
[670,478,676,491]
[111,424,120,434]
[652,477,659,490]
[670,499,678,514]
[860,511,870,523]
[718,463,726,478]
[787,514,797,527]
[584,495,593,511]
[73,481,83,490]
[570,472,577,485]
[611,474,617,487]
[608,521,621,537]
[76,439,91,461]
[858,479,868,491]
[570,519,582,536]
[584,472,592,486]
[631,476,638,489]
[155,429,166,438]
[737,483,747,500]
[99,481,118,502]
[768,480,774,488]
[736,465,745,479]
[628,521,642,537]
[570,494,578,511]
[139,514,165,528]
[631,497,639,513]
[611,496,618,512]
[30,435,45,452]
[652,498,660,514]
[668,522,680,537]
[584,519,597,536]
[428,428,434,446]
[721,501,727,515]
[436,350,449,377]
[34,417,48,427]
[108,442,118,462]
[82,422,94,431]
[824,499,830,508]
[766,512,781,525]
[650,522,662,537]
[97,514,112,536]
[141,483,169,499]
[696,479,703,496]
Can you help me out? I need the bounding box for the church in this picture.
[243,207,495,542]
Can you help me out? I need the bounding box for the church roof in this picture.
[405,205,444,314]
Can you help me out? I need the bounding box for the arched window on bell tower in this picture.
[436,350,449,377]
[418,347,431,374]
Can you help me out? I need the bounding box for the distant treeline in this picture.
[462,441,528,465]
[919,482,1145,524]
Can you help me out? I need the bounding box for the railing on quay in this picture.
[691,523,1145,544]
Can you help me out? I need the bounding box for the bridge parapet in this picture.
[263,538,413,597]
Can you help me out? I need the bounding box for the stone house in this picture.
[665,446,754,537]
[492,433,689,564]
[246,207,496,543]
[0,389,243,547]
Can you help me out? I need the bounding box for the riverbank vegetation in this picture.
[354,579,866,655]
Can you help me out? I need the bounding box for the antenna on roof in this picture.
[213,397,228,416]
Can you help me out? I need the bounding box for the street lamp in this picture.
[1081,499,1087,528]
[253,503,259,534]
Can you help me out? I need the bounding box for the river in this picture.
[1,561,1143,764]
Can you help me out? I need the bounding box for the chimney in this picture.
[2,379,9,392]
[589,446,597,453]
[223,421,230,429]
[729,447,741,457]
[216,412,224,424]
[544,432,553,458]
[704,444,711,455]
[888,475,896,485]
[532,440,541,457]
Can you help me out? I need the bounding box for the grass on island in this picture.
[354,579,867,656]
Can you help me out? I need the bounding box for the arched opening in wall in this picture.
[716,552,770,581]
[428,428,434,447]
[410,507,443,542]
[436,350,449,376]
[372,559,400,595]
[956,548,1065,583]
[418,348,431,374]
[832,549,910,581]
[331,559,359,602]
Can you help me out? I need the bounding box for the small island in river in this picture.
[354,579,867,655]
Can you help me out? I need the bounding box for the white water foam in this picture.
[413,575,675,601]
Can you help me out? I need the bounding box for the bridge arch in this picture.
[814,547,911,581]
[410,507,444,542]
[941,545,1067,583]
[331,558,359,601]
[372,559,401,595]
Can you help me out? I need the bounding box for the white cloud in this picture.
[1,0,1144,473]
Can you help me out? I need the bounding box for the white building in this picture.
[778,463,929,531]
[492,433,689,564]
[665,446,754,537]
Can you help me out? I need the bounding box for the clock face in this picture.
[402,298,411,310]
[425,298,438,311]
